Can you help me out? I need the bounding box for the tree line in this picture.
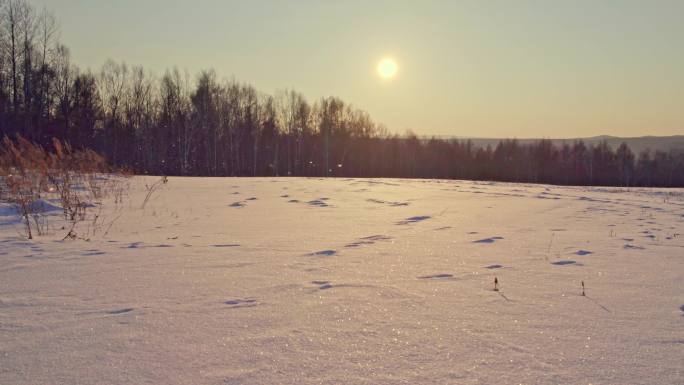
[1,0,682,186]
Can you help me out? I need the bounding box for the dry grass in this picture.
[0,134,129,240]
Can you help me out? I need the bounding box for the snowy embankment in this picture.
[1,177,683,384]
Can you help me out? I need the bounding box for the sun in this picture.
[377,57,398,79]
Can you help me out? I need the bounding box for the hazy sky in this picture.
[33,0,684,138]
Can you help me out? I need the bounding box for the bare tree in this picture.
[35,6,57,123]
[18,0,35,135]
[98,60,128,162]
[2,0,21,116]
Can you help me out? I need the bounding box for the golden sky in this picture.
[35,0,684,138]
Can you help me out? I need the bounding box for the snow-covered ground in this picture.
[1,177,683,385]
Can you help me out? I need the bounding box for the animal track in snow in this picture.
[107,308,134,315]
[473,236,504,244]
[307,250,337,257]
[396,216,431,225]
[224,298,257,309]
[307,199,330,207]
[344,240,374,248]
[345,235,392,248]
[82,250,106,256]
[367,198,409,207]
[418,273,455,280]
[551,260,581,266]
[361,235,393,241]
[311,281,333,290]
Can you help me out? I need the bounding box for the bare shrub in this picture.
[0,134,128,240]
[0,136,51,238]
[141,176,168,209]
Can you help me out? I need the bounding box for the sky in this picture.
[33,0,684,138]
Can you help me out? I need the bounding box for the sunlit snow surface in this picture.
[1,177,683,384]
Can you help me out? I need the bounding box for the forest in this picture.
[1,0,682,186]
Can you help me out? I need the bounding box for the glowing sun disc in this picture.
[377,58,398,79]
